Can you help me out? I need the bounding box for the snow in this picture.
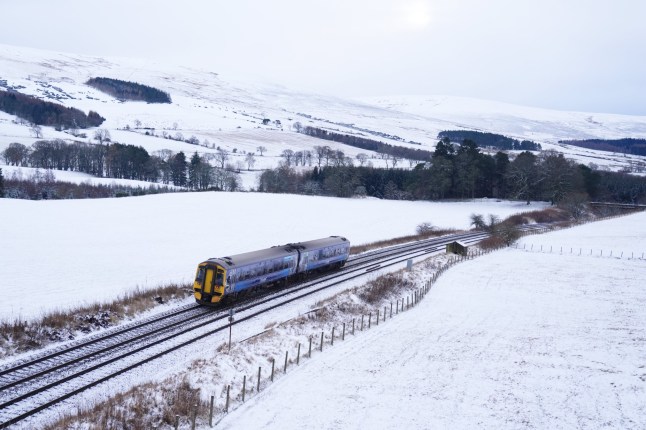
[214,211,646,430]
[1,43,646,175]
[2,42,646,428]
[0,193,544,321]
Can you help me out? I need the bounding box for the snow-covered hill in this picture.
[1,43,646,174]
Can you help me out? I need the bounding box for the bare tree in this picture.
[134,119,142,128]
[314,146,327,167]
[356,153,368,166]
[281,149,295,166]
[391,155,401,168]
[303,150,312,166]
[153,149,174,162]
[293,151,303,166]
[30,124,43,139]
[215,148,229,169]
[245,153,256,170]
[93,128,111,144]
[416,222,435,235]
[257,146,267,156]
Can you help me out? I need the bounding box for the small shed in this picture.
[446,240,468,256]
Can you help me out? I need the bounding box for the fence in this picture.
[169,212,639,428]
[169,247,507,429]
[513,242,645,260]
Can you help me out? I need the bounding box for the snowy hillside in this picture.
[1,43,646,175]
[363,95,646,169]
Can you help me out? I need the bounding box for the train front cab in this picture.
[194,262,226,304]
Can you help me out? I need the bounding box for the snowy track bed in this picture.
[0,231,495,428]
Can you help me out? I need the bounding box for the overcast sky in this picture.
[2,0,645,115]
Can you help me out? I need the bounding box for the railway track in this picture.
[0,226,547,428]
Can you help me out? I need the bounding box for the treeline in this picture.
[0,90,105,129]
[2,171,175,200]
[438,130,542,151]
[86,77,172,103]
[299,126,434,162]
[2,141,239,191]
[559,138,646,156]
[259,139,646,205]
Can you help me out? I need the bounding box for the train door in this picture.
[203,267,215,294]
[299,252,309,273]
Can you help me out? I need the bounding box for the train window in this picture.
[196,267,205,283]
[215,269,224,285]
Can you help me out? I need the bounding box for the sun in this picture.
[400,1,432,31]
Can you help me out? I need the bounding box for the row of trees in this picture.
[438,130,542,151]
[86,77,172,103]
[279,145,417,169]
[0,90,105,129]
[2,169,175,200]
[259,139,646,205]
[0,168,4,197]
[2,141,239,191]
[298,126,434,162]
[560,138,646,156]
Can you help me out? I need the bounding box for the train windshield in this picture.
[195,267,206,283]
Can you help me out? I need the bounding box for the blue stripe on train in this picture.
[232,268,292,293]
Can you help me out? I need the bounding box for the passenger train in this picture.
[193,236,350,305]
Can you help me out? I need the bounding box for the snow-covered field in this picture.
[215,212,646,430]
[0,193,544,321]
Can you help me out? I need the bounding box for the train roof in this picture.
[292,236,349,251]
[205,236,349,268]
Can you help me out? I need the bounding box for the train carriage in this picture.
[193,236,350,305]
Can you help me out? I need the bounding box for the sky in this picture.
[1,0,645,115]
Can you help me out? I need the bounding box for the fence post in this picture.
[257,367,261,392]
[390,302,393,318]
[320,331,324,352]
[384,306,387,322]
[342,322,346,341]
[361,315,364,331]
[309,336,312,358]
[242,375,246,402]
[331,326,335,345]
[376,309,379,326]
[284,350,288,373]
[271,358,275,382]
[297,343,301,365]
[396,299,399,314]
[209,395,214,427]
[175,414,180,430]
[368,312,372,329]
[225,385,230,413]
[352,318,355,335]
[192,404,197,430]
